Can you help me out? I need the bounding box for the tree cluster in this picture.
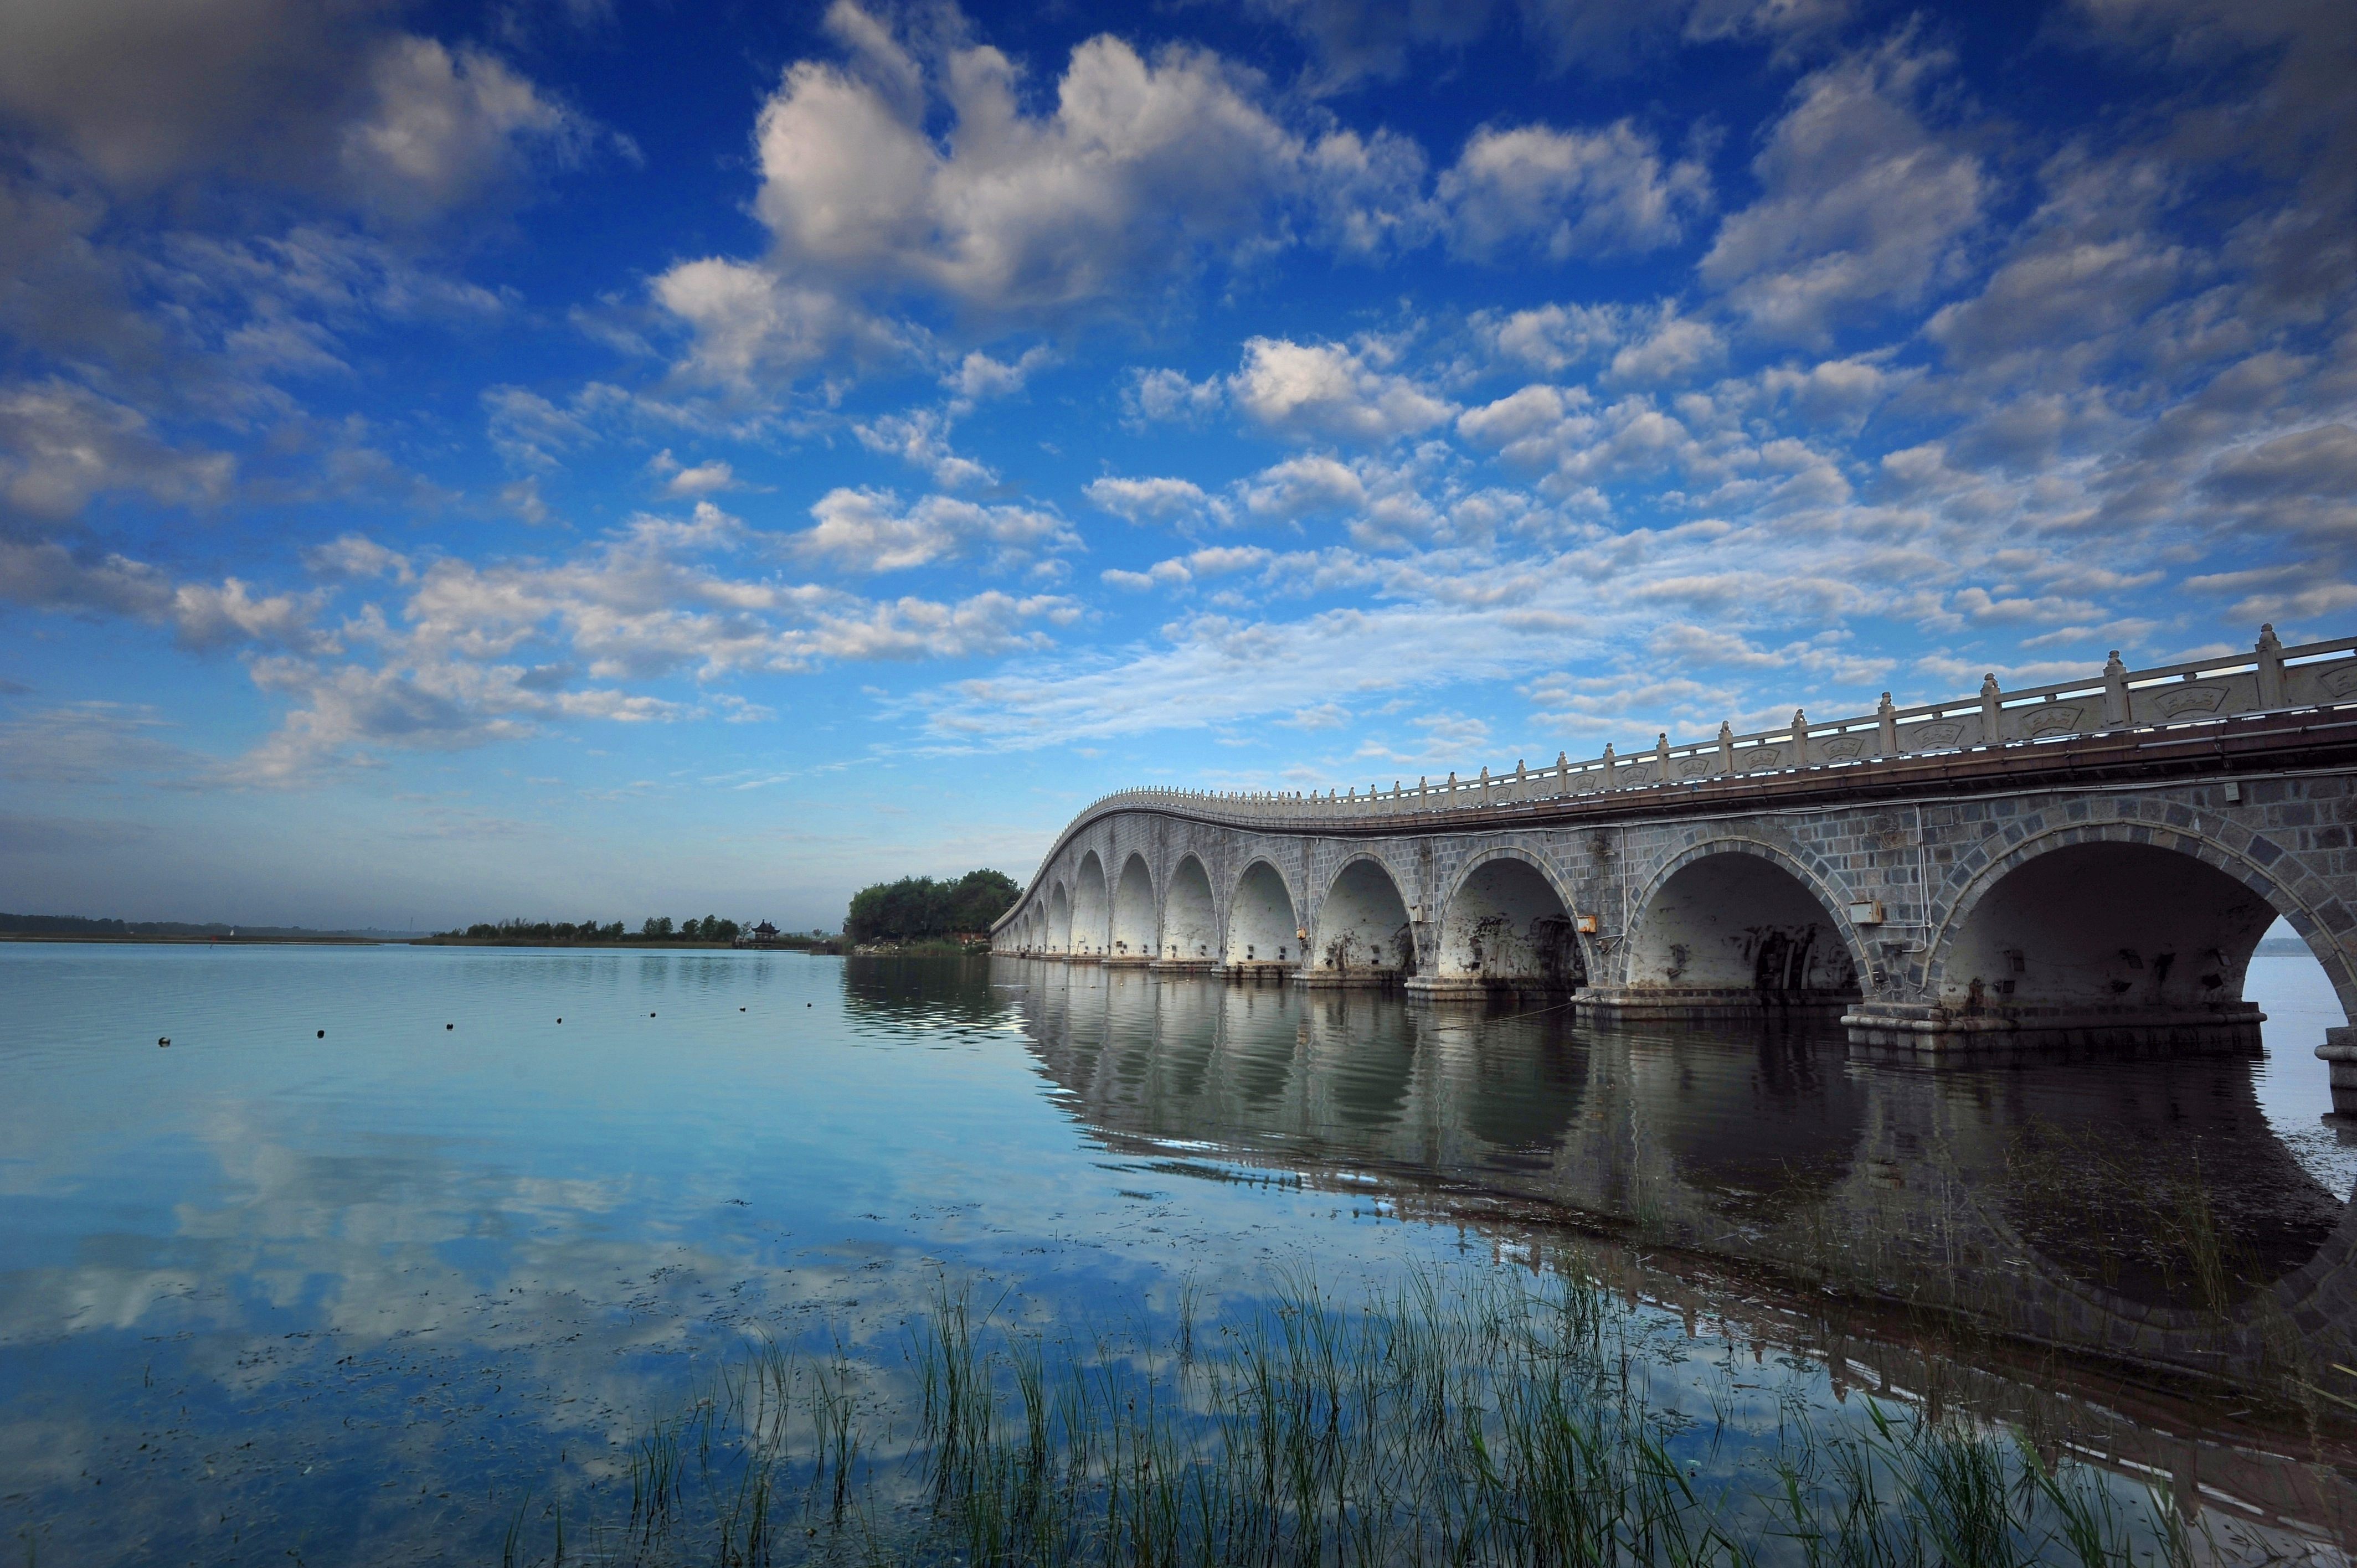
[843,869,1017,946]
[442,916,756,943]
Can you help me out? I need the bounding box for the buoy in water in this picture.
[157,1036,170,1047]
[650,1011,656,1018]
[445,1023,454,1030]
[316,1029,325,1039]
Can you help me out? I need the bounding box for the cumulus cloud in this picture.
[852,409,997,490]
[944,346,1052,411]
[1228,337,1455,443]
[652,257,912,391]
[0,380,235,518]
[1241,455,1368,519]
[1439,120,1710,259]
[1474,298,1723,386]
[794,487,1076,572]
[336,38,595,224]
[0,0,598,220]
[1126,368,1227,425]
[647,450,740,497]
[670,2,1302,345]
[1699,38,1987,341]
[1085,477,1221,528]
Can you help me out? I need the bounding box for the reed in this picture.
[503,1262,2179,1567]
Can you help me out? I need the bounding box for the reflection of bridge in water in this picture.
[992,630,2357,1111]
[1000,960,2357,1552]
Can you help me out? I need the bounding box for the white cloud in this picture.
[1439,120,1710,260]
[1240,455,1368,519]
[651,257,910,392]
[852,410,996,489]
[1127,368,1227,424]
[945,346,1052,411]
[794,487,1076,572]
[647,450,740,497]
[338,38,594,225]
[739,6,1302,318]
[0,379,234,519]
[1085,476,1221,528]
[1229,337,1456,443]
[483,385,595,471]
[1699,37,1987,341]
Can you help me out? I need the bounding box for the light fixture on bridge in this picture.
[1846,900,1885,925]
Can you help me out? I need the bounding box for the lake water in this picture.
[3,944,2354,1562]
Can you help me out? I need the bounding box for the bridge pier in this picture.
[1840,1000,2267,1055]
[1403,973,1572,1003]
[2317,1030,2357,1116]
[1293,966,1406,989]
[1579,986,1857,1022]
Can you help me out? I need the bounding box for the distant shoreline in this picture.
[1,933,833,951]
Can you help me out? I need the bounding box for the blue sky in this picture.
[1,0,2350,930]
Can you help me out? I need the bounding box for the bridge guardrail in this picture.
[1003,627,2355,900]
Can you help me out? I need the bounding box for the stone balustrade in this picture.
[1072,626,2354,827]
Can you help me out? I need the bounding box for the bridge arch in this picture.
[1309,854,1417,978]
[1046,883,1071,952]
[1071,853,1108,956]
[1624,839,1864,1003]
[1924,821,2344,1034]
[1110,853,1158,958]
[1227,858,1302,967]
[1429,847,1585,991]
[1164,855,1217,961]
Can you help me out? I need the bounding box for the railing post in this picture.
[1877,694,1897,756]
[2103,651,2130,728]
[1601,743,1616,790]
[1514,758,1527,803]
[1445,771,1458,810]
[1479,766,1491,808]
[1555,751,1569,796]
[2257,623,2285,707]
[1717,721,1735,775]
[1979,674,2002,745]
[1787,713,1806,765]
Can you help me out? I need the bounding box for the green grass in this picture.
[503,1263,2185,1567]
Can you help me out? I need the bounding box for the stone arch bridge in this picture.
[991,628,2357,1108]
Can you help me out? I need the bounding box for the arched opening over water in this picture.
[1162,856,1217,961]
[1227,860,1300,967]
[1938,840,2275,1022]
[1310,857,1416,978]
[1627,850,1860,1003]
[1111,854,1157,958]
[1071,853,1108,956]
[1046,885,1071,952]
[1432,854,1583,990]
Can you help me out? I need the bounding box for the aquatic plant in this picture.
[506,1261,2180,1567]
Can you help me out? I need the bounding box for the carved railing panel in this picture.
[1025,627,2353,850]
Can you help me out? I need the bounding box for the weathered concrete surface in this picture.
[996,708,2357,1102]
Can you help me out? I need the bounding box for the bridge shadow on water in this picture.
[993,955,2357,1550]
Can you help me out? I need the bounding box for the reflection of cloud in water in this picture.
[7,946,2356,1560]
